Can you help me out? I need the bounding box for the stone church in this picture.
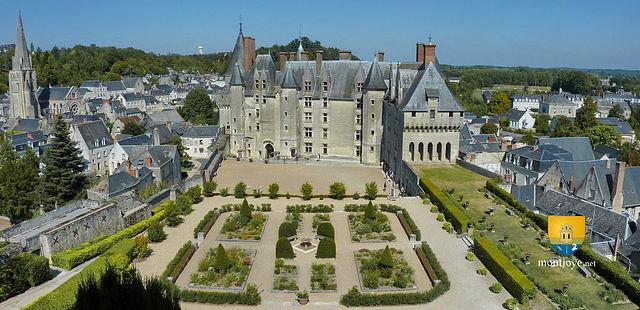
[216,26,464,169]
[8,13,40,119]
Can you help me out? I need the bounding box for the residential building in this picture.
[111,116,141,135]
[71,120,114,173]
[121,77,144,94]
[503,108,535,129]
[540,94,578,118]
[510,94,542,111]
[181,125,220,159]
[597,117,636,143]
[80,80,108,99]
[458,124,503,173]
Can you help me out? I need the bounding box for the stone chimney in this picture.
[568,176,575,193]
[377,51,385,62]
[153,127,161,146]
[288,52,296,61]
[301,51,310,61]
[243,37,256,71]
[127,160,136,177]
[613,232,621,261]
[145,156,153,166]
[315,50,323,74]
[612,161,626,213]
[279,52,288,71]
[338,50,352,60]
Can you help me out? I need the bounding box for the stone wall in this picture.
[456,159,500,179]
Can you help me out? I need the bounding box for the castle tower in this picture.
[279,64,300,158]
[9,12,40,119]
[361,57,387,165]
[229,62,246,158]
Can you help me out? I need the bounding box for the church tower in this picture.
[9,13,40,119]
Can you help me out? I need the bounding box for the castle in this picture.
[216,26,464,169]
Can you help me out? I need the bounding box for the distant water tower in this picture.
[198,45,204,55]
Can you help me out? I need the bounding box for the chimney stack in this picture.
[612,161,626,213]
[153,127,161,146]
[338,50,352,60]
[377,51,385,62]
[417,40,436,64]
[568,176,575,193]
[243,37,256,71]
[279,52,288,71]
[416,43,425,63]
[288,52,296,61]
[315,50,323,74]
[301,51,310,61]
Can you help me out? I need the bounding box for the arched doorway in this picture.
[437,142,442,161]
[428,143,433,161]
[409,142,415,161]
[445,142,452,161]
[265,143,275,159]
[418,142,424,161]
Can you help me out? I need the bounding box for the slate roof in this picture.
[182,125,219,138]
[149,124,175,144]
[542,94,574,106]
[280,64,299,89]
[106,81,126,91]
[225,30,245,77]
[229,62,245,86]
[75,120,113,150]
[147,109,184,123]
[156,84,173,93]
[81,80,102,88]
[10,118,40,132]
[593,144,620,160]
[555,160,614,203]
[121,77,140,88]
[243,55,277,95]
[597,117,635,135]
[107,171,139,195]
[537,137,594,161]
[36,86,71,101]
[624,167,640,208]
[399,62,463,112]
[116,134,151,146]
[503,109,528,122]
[363,58,387,91]
[510,94,542,101]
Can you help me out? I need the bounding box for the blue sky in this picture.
[1,0,639,70]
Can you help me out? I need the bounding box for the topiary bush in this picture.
[185,185,203,203]
[490,282,503,293]
[276,238,295,259]
[213,244,231,271]
[133,235,151,259]
[316,238,336,258]
[329,182,346,200]
[240,199,252,221]
[364,201,377,220]
[234,182,247,198]
[379,245,394,268]
[147,220,167,242]
[316,222,335,239]
[268,183,279,199]
[278,222,297,239]
[301,182,313,200]
[203,181,217,197]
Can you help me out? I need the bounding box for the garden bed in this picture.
[354,247,416,292]
[312,213,331,230]
[272,258,299,292]
[218,212,268,241]
[189,247,256,290]
[311,262,337,292]
[347,206,396,242]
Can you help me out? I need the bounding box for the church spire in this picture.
[13,12,32,70]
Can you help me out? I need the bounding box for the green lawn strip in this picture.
[420,165,635,309]
[24,238,135,310]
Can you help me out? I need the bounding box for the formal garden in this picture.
[189,244,254,289]
[355,246,416,291]
[218,199,267,241]
[311,262,337,292]
[346,202,396,242]
[273,258,299,291]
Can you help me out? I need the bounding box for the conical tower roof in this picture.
[364,57,386,91]
[13,12,32,70]
[230,62,244,86]
[225,27,245,77]
[280,64,299,89]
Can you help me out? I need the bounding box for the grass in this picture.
[418,165,636,310]
[24,238,134,310]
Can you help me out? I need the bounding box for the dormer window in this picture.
[262,80,267,88]
[304,81,312,91]
[323,81,328,92]
[356,82,363,92]
[255,80,259,88]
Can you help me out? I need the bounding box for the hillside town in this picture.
[1,7,640,310]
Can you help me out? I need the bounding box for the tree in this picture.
[488,91,511,115]
[41,116,87,207]
[499,117,510,129]
[268,183,279,199]
[147,220,166,242]
[213,244,231,271]
[316,238,336,258]
[551,116,582,138]
[239,198,252,220]
[521,133,536,145]
[75,265,180,310]
[276,238,295,259]
[629,108,640,134]
[608,104,625,119]
[203,181,217,197]
[278,222,297,239]
[620,142,640,166]
[0,138,41,221]
[301,182,313,200]
[480,123,499,134]
[365,201,377,220]
[121,121,146,136]
[180,87,218,125]
[167,136,191,168]
[329,182,346,200]
[133,236,151,259]
[364,182,378,200]
[234,182,247,198]
[535,114,551,135]
[317,222,335,239]
[551,70,599,95]
[575,96,597,130]
[379,245,394,268]
[585,125,621,148]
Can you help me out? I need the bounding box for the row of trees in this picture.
[0,116,87,222]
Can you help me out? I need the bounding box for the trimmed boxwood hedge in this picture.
[276,238,295,259]
[575,245,640,305]
[286,204,333,213]
[419,177,471,233]
[180,283,261,305]
[162,241,196,280]
[316,222,335,239]
[473,235,536,303]
[339,242,449,306]
[343,203,421,241]
[51,209,166,269]
[485,178,547,230]
[278,222,297,239]
[193,210,219,238]
[316,238,336,258]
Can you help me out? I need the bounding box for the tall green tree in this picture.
[179,87,218,125]
[121,121,146,136]
[620,142,640,166]
[551,116,582,138]
[608,105,624,119]
[534,114,551,135]
[575,96,597,130]
[488,91,511,115]
[584,125,620,148]
[41,116,87,207]
[480,123,499,134]
[0,136,41,221]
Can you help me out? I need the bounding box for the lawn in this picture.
[419,165,636,310]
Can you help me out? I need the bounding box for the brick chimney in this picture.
[416,40,436,64]
[301,51,310,61]
[612,161,626,213]
[127,160,136,177]
[153,127,161,146]
[279,52,287,71]
[338,50,352,60]
[243,37,255,71]
[416,43,425,62]
[315,50,323,74]
[377,51,385,62]
[145,156,153,166]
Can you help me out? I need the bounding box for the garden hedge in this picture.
[162,241,196,280]
[419,177,471,233]
[316,238,336,258]
[278,222,297,239]
[0,253,51,302]
[286,204,333,213]
[180,284,261,305]
[575,245,640,305]
[340,242,449,306]
[473,235,536,303]
[193,210,219,238]
[485,178,547,230]
[51,209,166,269]
[316,222,335,239]
[343,204,421,241]
[276,238,295,259]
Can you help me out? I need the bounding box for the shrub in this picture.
[148,220,167,242]
[239,199,252,220]
[108,252,131,272]
[364,182,378,200]
[442,222,452,233]
[268,183,279,199]
[278,222,297,239]
[133,235,150,259]
[301,182,313,200]
[473,235,535,303]
[352,192,360,200]
[329,182,346,200]
[430,205,438,213]
[220,187,229,197]
[179,283,261,305]
[252,189,261,198]
[203,181,217,197]
[436,213,445,222]
[419,177,471,233]
[162,241,196,280]
[364,201,376,220]
[379,245,394,268]
[490,282,503,294]
[286,204,333,213]
[193,210,219,238]
[213,244,231,271]
[316,238,336,258]
[316,222,335,239]
[276,238,295,259]
[477,267,488,275]
[234,182,247,198]
[465,251,475,261]
[505,297,519,310]
[163,201,183,227]
[185,185,203,203]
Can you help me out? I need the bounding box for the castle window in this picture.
[323,97,328,108]
[262,98,267,104]
[255,80,259,88]
[371,99,375,105]
[256,123,260,131]
[304,112,312,123]
[262,80,267,88]
[323,81,328,92]
[356,114,361,125]
[284,96,287,101]
[305,143,313,153]
[323,113,328,123]
[284,111,288,116]
[430,110,435,119]
[411,112,416,117]
[355,145,361,156]
[371,113,375,119]
[371,130,375,136]
[256,109,260,117]
[355,130,361,141]
[322,128,328,139]
[248,112,252,117]
[305,97,312,107]
[356,98,362,109]
[356,82,363,92]
[305,127,313,138]
[370,146,374,152]
[323,144,328,155]
[449,112,453,117]
[284,125,288,131]
[304,81,312,91]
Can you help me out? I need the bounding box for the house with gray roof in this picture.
[71,120,114,173]
[121,77,144,94]
[510,94,543,111]
[106,81,126,98]
[503,108,535,129]
[115,145,181,187]
[540,94,578,117]
[597,117,636,143]
[80,80,108,99]
[458,124,503,173]
[108,134,152,174]
[537,137,594,161]
[181,125,220,159]
[596,99,632,119]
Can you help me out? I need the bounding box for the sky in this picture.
[1,0,639,70]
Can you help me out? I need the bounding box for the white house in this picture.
[510,94,542,111]
[181,125,220,159]
[504,109,535,130]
